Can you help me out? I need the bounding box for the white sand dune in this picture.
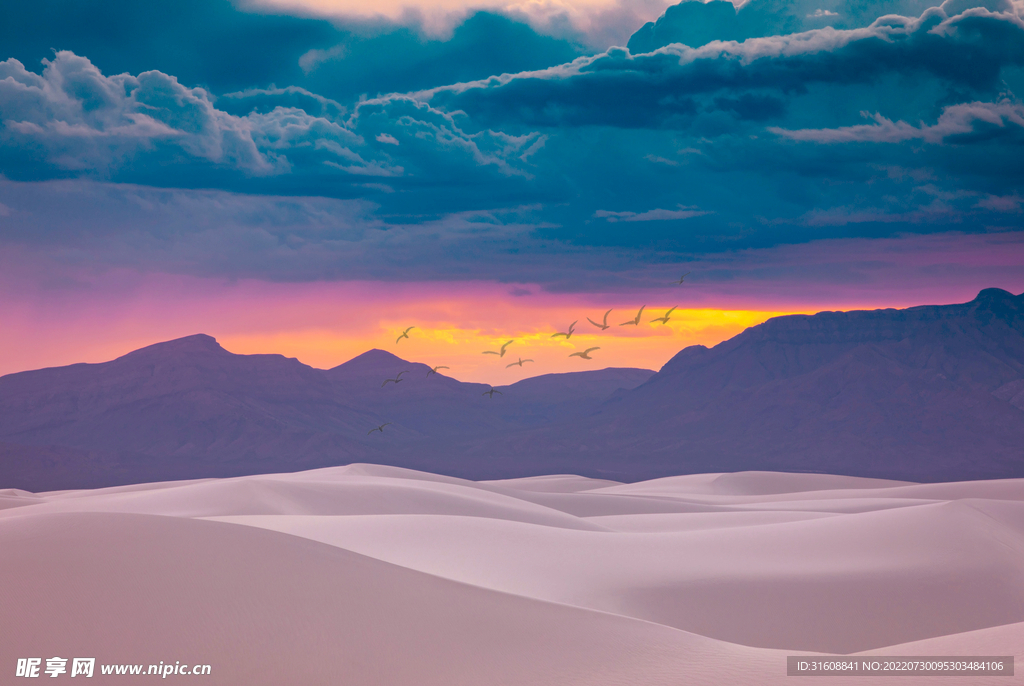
[1,465,1022,684]
[590,471,915,497]
[479,474,624,493]
[207,502,1024,653]
[0,511,783,686]
[0,470,603,530]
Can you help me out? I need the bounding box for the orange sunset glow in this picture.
[0,272,812,383]
[220,305,797,383]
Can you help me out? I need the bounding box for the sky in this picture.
[1,0,1022,383]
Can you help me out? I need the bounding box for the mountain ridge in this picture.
[0,338,657,489]
[1,289,1022,490]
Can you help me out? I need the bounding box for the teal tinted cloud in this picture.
[0,0,585,99]
[0,0,1022,287]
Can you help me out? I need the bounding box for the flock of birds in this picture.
[368,273,690,434]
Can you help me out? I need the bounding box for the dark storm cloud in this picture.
[0,0,585,101]
[296,12,586,99]
[427,8,1024,130]
[0,178,605,285]
[0,0,1023,287]
[623,0,979,53]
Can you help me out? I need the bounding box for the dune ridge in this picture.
[2,464,1022,684]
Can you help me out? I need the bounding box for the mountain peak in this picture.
[972,288,1017,302]
[969,288,1023,320]
[119,334,227,360]
[330,348,411,371]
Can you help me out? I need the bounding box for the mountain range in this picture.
[1,288,1022,490]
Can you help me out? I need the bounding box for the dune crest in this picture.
[3,465,1023,683]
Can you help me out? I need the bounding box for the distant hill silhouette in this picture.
[1,289,1022,490]
[0,336,652,489]
[492,287,1024,481]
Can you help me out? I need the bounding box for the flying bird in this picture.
[381,371,410,386]
[506,357,534,368]
[673,272,691,285]
[483,387,503,398]
[569,347,600,360]
[620,306,646,326]
[651,306,678,324]
[587,309,612,330]
[551,320,577,339]
[367,423,391,434]
[482,340,514,357]
[396,326,415,343]
[426,365,449,377]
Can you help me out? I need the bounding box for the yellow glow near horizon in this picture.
[2,272,909,382]
[3,233,1019,380]
[220,307,796,384]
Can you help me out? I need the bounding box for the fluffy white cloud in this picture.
[0,53,325,174]
[0,52,541,182]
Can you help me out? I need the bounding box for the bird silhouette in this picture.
[381,370,409,387]
[651,306,678,324]
[587,309,612,330]
[551,320,577,339]
[482,340,514,357]
[368,423,391,434]
[426,365,449,377]
[506,357,534,368]
[396,326,415,343]
[673,272,691,285]
[620,306,646,326]
[483,387,503,398]
[569,347,600,360]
